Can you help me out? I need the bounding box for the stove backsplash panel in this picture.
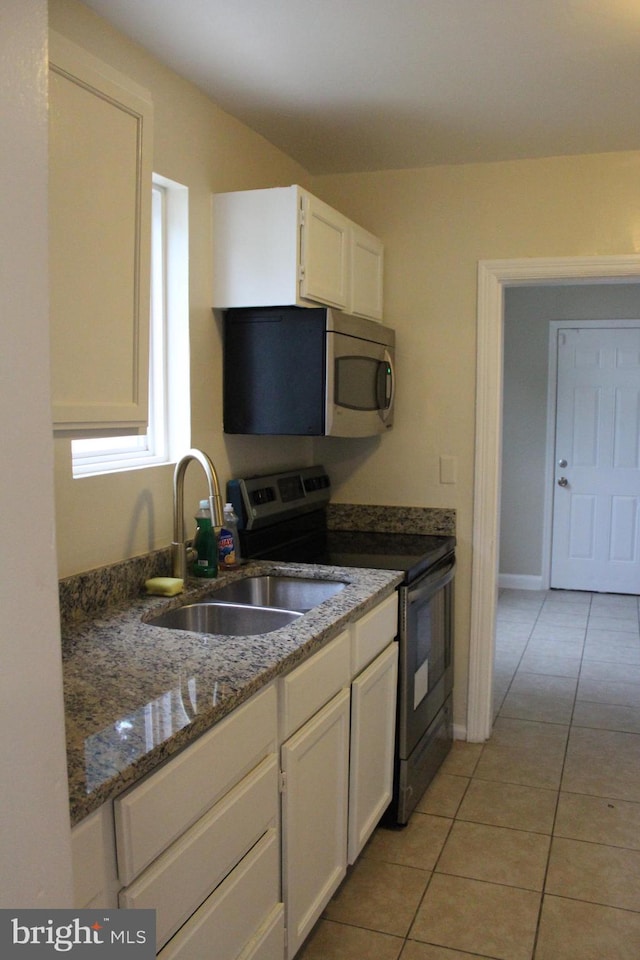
[328,504,455,536]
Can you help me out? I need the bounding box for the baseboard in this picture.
[498,573,544,591]
[453,722,468,741]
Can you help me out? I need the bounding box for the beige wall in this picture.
[50,0,316,578]
[50,1,640,731]
[312,154,640,722]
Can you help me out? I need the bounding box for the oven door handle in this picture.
[407,557,456,605]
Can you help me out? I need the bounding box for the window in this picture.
[71,175,190,477]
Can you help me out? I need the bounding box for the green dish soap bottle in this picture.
[191,499,218,578]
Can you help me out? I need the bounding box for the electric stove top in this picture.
[229,464,455,584]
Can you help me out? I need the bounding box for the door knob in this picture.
[558,459,567,468]
[557,476,568,487]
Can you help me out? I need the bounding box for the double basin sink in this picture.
[147,575,346,636]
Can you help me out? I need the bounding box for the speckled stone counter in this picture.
[61,559,402,826]
[328,503,455,536]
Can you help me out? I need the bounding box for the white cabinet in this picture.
[348,592,399,864]
[212,185,383,320]
[49,32,153,433]
[69,590,398,959]
[348,643,398,863]
[281,689,351,960]
[278,630,351,959]
[71,803,119,909]
[299,191,350,309]
[157,829,283,960]
[350,224,384,321]
[114,684,283,957]
[114,682,277,884]
[278,596,398,959]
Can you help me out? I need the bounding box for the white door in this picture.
[551,325,640,593]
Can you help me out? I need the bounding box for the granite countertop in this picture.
[62,559,402,826]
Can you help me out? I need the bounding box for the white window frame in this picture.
[72,175,190,476]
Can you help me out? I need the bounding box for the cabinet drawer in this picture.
[115,683,276,884]
[157,827,281,960]
[239,904,285,960]
[279,630,350,740]
[120,753,278,951]
[351,593,398,676]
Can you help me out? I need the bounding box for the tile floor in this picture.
[297,588,640,960]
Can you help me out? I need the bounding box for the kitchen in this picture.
[3,0,640,946]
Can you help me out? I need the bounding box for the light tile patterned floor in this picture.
[297,588,640,960]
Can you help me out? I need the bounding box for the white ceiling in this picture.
[81,0,640,174]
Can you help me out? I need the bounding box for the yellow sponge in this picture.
[145,577,184,597]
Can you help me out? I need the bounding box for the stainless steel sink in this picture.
[208,575,345,612]
[147,601,302,635]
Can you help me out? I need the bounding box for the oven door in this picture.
[325,331,394,436]
[397,554,455,760]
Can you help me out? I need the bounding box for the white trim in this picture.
[469,256,640,743]
[497,574,544,591]
[453,722,467,741]
[72,175,190,477]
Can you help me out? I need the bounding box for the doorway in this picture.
[467,256,640,743]
[500,301,640,595]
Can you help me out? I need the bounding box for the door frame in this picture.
[467,255,640,743]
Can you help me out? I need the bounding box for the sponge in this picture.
[145,576,184,597]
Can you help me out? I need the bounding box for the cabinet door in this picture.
[281,687,350,960]
[71,803,119,909]
[348,643,398,864]
[49,32,153,432]
[350,224,384,321]
[299,191,349,310]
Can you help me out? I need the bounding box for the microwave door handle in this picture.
[377,350,395,418]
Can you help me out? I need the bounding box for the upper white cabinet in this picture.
[299,192,350,310]
[213,185,384,321]
[350,223,384,322]
[49,32,153,433]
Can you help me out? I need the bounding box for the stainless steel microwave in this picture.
[222,306,395,437]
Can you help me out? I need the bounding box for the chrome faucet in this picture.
[172,448,224,579]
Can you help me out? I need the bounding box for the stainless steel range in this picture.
[228,465,455,825]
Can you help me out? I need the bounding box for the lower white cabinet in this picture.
[114,684,283,958]
[71,802,120,909]
[348,642,398,863]
[238,905,286,960]
[70,592,399,960]
[157,828,282,960]
[281,688,351,960]
[120,755,279,951]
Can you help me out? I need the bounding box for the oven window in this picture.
[412,583,449,709]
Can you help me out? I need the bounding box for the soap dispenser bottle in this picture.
[218,502,241,568]
[191,499,218,578]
